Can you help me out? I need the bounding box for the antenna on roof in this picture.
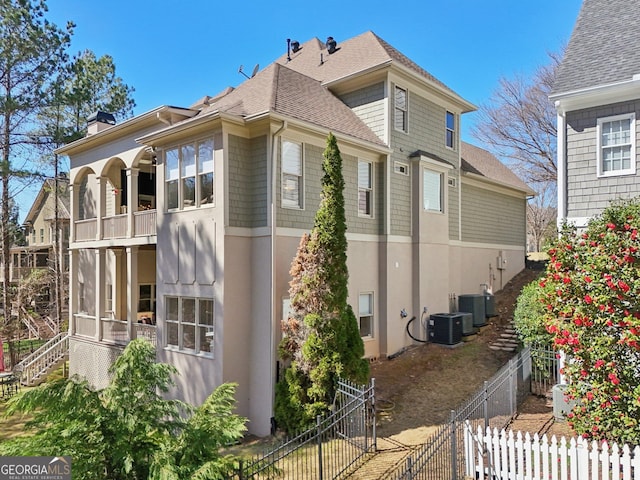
[238,64,259,79]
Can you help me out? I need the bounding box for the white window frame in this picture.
[164,296,214,356]
[358,160,373,217]
[165,137,215,211]
[138,284,156,314]
[281,140,304,209]
[359,292,374,338]
[394,161,409,176]
[423,168,444,213]
[394,86,408,133]
[446,111,456,149]
[597,113,636,177]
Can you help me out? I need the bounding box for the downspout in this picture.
[270,120,287,420]
[555,104,566,231]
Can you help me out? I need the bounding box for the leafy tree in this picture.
[513,280,551,350]
[527,190,557,252]
[472,51,562,203]
[275,133,369,432]
[37,50,135,326]
[0,339,247,479]
[540,199,640,444]
[0,0,73,366]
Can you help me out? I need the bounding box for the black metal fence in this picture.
[389,346,558,480]
[228,378,376,479]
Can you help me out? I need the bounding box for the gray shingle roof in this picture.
[461,142,535,195]
[203,63,386,146]
[552,0,640,95]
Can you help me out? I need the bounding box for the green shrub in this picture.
[540,198,640,444]
[513,280,552,349]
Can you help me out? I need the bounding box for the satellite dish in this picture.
[251,63,259,78]
[238,63,259,79]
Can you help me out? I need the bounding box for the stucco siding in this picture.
[340,82,386,141]
[566,101,640,219]
[461,184,526,246]
[229,134,268,228]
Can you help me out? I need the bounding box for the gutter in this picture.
[270,120,287,417]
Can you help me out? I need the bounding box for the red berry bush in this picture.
[540,199,640,444]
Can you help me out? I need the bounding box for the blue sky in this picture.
[20,0,582,220]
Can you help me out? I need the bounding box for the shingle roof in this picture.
[203,63,386,146]
[275,31,471,110]
[461,142,534,195]
[551,0,640,95]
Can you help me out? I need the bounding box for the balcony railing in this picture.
[102,214,128,239]
[75,219,97,241]
[134,323,157,347]
[74,209,156,243]
[74,314,96,338]
[134,210,157,236]
[101,318,129,345]
[72,314,156,348]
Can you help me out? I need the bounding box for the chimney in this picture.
[87,111,116,136]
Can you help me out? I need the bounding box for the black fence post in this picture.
[317,415,323,480]
[451,409,457,480]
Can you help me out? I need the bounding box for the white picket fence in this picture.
[465,421,640,479]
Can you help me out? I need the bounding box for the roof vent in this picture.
[326,36,338,54]
[291,40,301,53]
[87,111,116,136]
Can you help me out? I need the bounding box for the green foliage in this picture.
[540,199,640,444]
[276,133,369,433]
[513,280,552,349]
[0,339,247,479]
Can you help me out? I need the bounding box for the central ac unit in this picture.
[429,313,463,345]
[458,294,486,327]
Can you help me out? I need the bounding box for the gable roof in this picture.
[552,0,640,95]
[199,62,386,146]
[461,142,535,195]
[23,177,70,225]
[276,31,475,112]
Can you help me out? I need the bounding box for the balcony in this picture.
[72,314,157,347]
[74,209,156,243]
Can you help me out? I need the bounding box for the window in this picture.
[598,113,636,176]
[423,169,443,212]
[359,293,373,337]
[165,296,214,355]
[282,140,303,208]
[446,111,455,148]
[40,228,44,243]
[31,231,36,245]
[165,138,215,210]
[138,284,156,313]
[358,161,373,217]
[106,284,113,315]
[395,86,408,132]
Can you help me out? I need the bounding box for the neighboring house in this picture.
[56,31,532,436]
[551,0,640,228]
[11,176,70,317]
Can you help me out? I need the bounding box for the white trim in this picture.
[564,216,591,229]
[449,240,525,251]
[596,112,636,177]
[357,159,374,218]
[358,291,374,339]
[557,111,567,225]
[393,161,409,176]
[393,85,409,133]
[552,76,640,114]
[280,139,305,210]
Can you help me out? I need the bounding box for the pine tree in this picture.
[276,133,369,432]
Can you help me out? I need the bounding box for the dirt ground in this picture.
[370,265,574,444]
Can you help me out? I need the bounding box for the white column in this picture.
[126,168,139,238]
[126,246,139,340]
[95,249,105,341]
[68,250,78,335]
[96,176,105,240]
[69,184,78,243]
[556,108,567,230]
